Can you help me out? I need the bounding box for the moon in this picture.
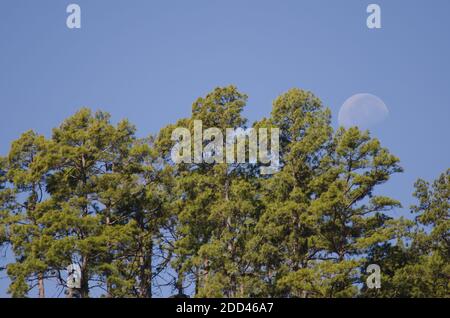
[338,94,389,129]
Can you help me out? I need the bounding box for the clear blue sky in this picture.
[1,0,449,297]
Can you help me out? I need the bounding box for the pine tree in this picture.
[361,169,449,298]
[0,156,11,270]
[95,135,174,298]
[41,109,142,297]
[1,131,53,297]
[248,88,333,297]
[157,86,259,297]
[300,127,403,297]
[411,169,449,264]
[249,89,404,297]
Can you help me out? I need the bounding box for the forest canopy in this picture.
[0,86,448,298]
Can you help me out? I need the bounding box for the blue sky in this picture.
[0,0,449,297]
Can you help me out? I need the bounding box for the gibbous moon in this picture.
[338,94,389,129]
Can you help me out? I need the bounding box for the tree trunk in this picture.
[80,257,89,298]
[38,272,45,298]
[105,214,113,297]
[138,237,152,298]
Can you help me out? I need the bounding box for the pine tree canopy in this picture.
[0,87,448,298]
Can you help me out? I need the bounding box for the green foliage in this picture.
[247,89,405,297]
[361,169,449,298]
[0,87,448,298]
